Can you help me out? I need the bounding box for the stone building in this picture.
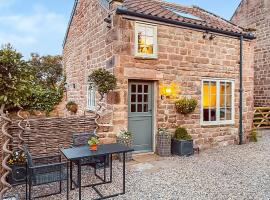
[231,0,270,107]
[63,0,255,151]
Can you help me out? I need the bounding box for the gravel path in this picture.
[8,130,270,200]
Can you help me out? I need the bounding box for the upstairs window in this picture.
[135,22,157,58]
[201,79,234,125]
[87,84,96,111]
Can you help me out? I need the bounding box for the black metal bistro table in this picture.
[61,143,133,200]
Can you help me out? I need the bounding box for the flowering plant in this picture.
[117,130,132,140]
[175,97,197,114]
[7,151,26,166]
[88,137,99,146]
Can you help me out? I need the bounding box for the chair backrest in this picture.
[24,146,33,167]
[72,132,96,147]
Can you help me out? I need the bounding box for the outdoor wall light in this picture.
[160,83,178,100]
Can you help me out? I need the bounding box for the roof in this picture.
[116,0,255,39]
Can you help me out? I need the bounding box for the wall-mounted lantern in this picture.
[160,82,178,100]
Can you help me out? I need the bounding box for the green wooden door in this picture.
[128,81,153,152]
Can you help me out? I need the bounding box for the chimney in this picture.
[109,0,123,12]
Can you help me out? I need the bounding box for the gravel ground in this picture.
[8,130,270,200]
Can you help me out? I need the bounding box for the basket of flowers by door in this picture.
[156,128,171,157]
[117,130,133,162]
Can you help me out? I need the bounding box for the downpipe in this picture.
[239,35,243,145]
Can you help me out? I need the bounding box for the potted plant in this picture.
[156,128,171,157]
[66,101,78,114]
[7,151,27,185]
[175,97,197,114]
[117,130,133,162]
[88,137,99,151]
[171,127,194,156]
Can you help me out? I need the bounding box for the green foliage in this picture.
[29,53,64,87]
[175,97,197,114]
[88,137,99,145]
[88,68,117,96]
[0,44,34,109]
[117,130,132,140]
[250,129,258,142]
[157,128,171,138]
[7,151,26,166]
[174,127,192,140]
[0,44,64,114]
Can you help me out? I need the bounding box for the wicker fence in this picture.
[254,107,270,129]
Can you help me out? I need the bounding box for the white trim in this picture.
[86,84,96,111]
[200,78,235,126]
[134,22,158,59]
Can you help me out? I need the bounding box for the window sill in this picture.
[200,121,235,127]
[134,55,158,60]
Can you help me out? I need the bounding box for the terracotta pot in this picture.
[90,144,97,151]
[68,105,78,113]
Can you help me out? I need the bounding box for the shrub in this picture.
[250,129,258,142]
[175,97,197,114]
[174,127,192,140]
[117,130,132,140]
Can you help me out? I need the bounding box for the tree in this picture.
[0,44,34,198]
[0,45,65,198]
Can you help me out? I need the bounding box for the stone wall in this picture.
[231,0,270,106]
[63,1,255,150]
[112,16,254,149]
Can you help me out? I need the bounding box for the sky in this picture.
[0,0,241,59]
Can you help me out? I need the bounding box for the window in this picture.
[87,84,96,111]
[164,7,202,21]
[135,22,157,58]
[201,79,234,125]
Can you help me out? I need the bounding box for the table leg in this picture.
[122,152,126,194]
[110,154,112,183]
[78,160,82,200]
[67,162,69,200]
[70,161,73,190]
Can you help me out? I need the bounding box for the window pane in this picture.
[203,109,210,121]
[145,37,154,54]
[226,82,232,95]
[137,26,145,36]
[203,82,210,108]
[220,108,225,120]
[131,85,136,93]
[144,94,148,102]
[210,109,216,121]
[226,108,232,120]
[138,85,142,93]
[144,104,148,112]
[226,95,232,107]
[137,104,142,112]
[144,85,148,93]
[138,94,142,102]
[146,27,154,36]
[131,94,136,103]
[131,104,136,112]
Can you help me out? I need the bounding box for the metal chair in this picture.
[70,132,108,189]
[24,147,69,200]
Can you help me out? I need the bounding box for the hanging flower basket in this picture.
[66,101,78,114]
[175,97,197,114]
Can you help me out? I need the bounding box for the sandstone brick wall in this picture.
[63,1,255,150]
[231,0,270,106]
[112,16,254,149]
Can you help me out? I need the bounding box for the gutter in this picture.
[239,35,244,145]
[63,0,79,47]
[116,8,256,40]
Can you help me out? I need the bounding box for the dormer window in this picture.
[135,22,157,59]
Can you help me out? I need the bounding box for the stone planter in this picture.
[156,133,171,157]
[117,138,132,162]
[171,139,194,156]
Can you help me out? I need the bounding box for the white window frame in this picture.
[200,78,235,126]
[134,22,158,59]
[87,84,96,111]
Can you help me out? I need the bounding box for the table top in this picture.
[61,143,134,161]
